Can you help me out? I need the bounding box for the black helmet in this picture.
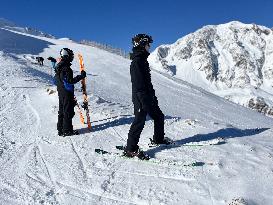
[60,48,74,62]
[132,34,153,48]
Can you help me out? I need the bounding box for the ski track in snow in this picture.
[1,29,273,204]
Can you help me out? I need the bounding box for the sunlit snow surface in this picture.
[0,27,273,205]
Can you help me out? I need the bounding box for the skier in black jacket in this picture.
[54,48,86,136]
[125,34,170,160]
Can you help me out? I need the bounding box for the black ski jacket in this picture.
[54,59,83,96]
[130,47,156,110]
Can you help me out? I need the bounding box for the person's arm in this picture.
[65,68,86,84]
[131,58,146,93]
[131,58,153,109]
[48,57,57,63]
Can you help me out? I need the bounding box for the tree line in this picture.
[79,40,130,59]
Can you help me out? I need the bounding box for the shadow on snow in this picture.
[89,115,179,132]
[0,29,53,55]
[146,127,270,157]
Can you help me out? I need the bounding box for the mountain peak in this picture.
[149,21,273,116]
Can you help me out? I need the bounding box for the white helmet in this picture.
[60,48,74,62]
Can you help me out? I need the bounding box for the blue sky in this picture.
[0,0,272,52]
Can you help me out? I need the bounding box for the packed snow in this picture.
[0,24,273,205]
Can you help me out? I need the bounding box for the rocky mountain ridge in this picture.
[149,21,273,116]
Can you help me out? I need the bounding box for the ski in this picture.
[148,137,226,148]
[95,148,205,167]
[181,138,226,146]
[78,54,91,130]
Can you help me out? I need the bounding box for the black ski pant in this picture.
[127,98,164,152]
[57,93,75,133]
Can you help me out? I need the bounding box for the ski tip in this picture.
[95,149,108,154]
[116,145,125,150]
[94,148,101,153]
[216,141,226,145]
[191,162,205,166]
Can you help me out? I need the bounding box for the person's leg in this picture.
[147,103,165,143]
[126,108,147,152]
[57,95,64,134]
[63,95,75,133]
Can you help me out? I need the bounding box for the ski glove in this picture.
[81,70,86,78]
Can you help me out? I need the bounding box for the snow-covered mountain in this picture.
[0,18,55,38]
[149,21,273,116]
[1,20,273,205]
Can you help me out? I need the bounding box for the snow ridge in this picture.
[0,18,55,39]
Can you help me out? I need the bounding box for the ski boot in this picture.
[63,130,79,137]
[148,137,173,147]
[123,148,150,160]
[58,131,63,136]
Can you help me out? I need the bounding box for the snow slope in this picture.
[149,21,273,117]
[1,28,273,205]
